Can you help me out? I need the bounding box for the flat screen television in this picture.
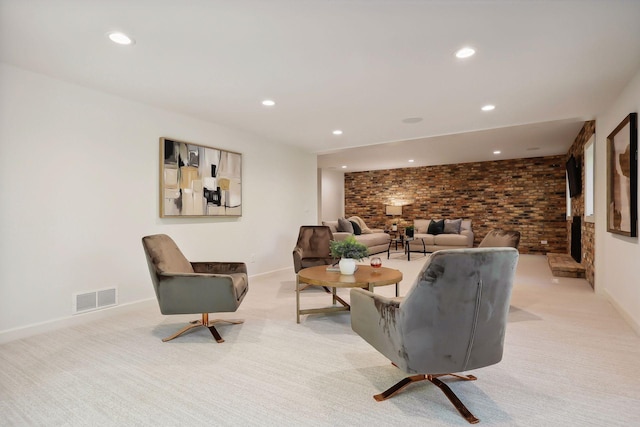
[566,155,582,198]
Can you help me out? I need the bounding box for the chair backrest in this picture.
[294,226,334,258]
[478,229,521,248]
[398,248,518,374]
[142,234,194,274]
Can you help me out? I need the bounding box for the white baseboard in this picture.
[0,298,156,345]
[249,266,292,279]
[604,288,640,336]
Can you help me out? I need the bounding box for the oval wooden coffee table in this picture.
[296,265,402,323]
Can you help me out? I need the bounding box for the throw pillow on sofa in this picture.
[348,216,373,234]
[427,219,445,235]
[444,218,462,234]
[414,219,431,234]
[350,220,362,235]
[338,217,354,233]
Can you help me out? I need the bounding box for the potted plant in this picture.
[330,236,369,275]
[405,225,415,238]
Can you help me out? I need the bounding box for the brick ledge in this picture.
[547,253,586,278]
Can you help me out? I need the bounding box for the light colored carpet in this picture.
[1,254,639,426]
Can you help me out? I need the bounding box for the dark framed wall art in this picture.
[606,113,637,237]
[160,137,242,217]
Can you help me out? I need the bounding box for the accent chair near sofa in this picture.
[142,234,248,343]
[478,229,521,249]
[350,247,519,424]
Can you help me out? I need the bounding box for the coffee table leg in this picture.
[395,282,399,297]
[332,287,337,304]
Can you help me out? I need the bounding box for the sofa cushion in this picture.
[414,219,431,234]
[434,233,469,246]
[427,219,445,235]
[322,220,339,233]
[356,233,390,247]
[413,234,435,245]
[444,218,462,234]
[461,219,472,232]
[350,220,362,235]
[338,218,354,233]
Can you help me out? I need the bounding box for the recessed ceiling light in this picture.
[481,104,496,111]
[261,99,275,106]
[402,117,423,124]
[408,159,415,163]
[455,47,475,58]
[493,150,501,155]
[333,130,343,135]
[107,32,134,45]
[341,165,347,169]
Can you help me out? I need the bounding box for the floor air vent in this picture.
[73,288,117,314]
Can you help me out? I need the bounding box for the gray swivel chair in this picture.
[142,234,248,343]
[478,229,521,249]
[350,248,519,424]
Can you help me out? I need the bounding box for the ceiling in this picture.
[1,0,639,172]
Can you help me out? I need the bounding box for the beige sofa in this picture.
[322,216,391,256]
[407,219,474,253]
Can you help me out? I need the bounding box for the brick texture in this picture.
[567,120,596,287]
[345,156,567,254]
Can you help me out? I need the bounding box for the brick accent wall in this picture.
[345,156,567,254]
[567,120,596,287]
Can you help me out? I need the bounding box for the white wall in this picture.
[594,66,640,334]
[0,64,317,337]
[319,169,345,221]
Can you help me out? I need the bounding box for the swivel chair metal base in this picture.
[374,373,480,424]
[162,313,244,343]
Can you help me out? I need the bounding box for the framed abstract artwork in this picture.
[606,113,637,237]
[160,137,242,217]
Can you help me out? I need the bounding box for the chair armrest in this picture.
[292,247,304,273]
[350,288,405,367]
[156,272,243,312]
[369,228,385,233]
[191,262,247,274]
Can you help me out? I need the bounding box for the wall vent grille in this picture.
[73,287,118,314]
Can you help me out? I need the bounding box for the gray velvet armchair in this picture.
[142,234,248,343]
[350,247,519,424]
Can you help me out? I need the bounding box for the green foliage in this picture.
[330,235,368,261]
